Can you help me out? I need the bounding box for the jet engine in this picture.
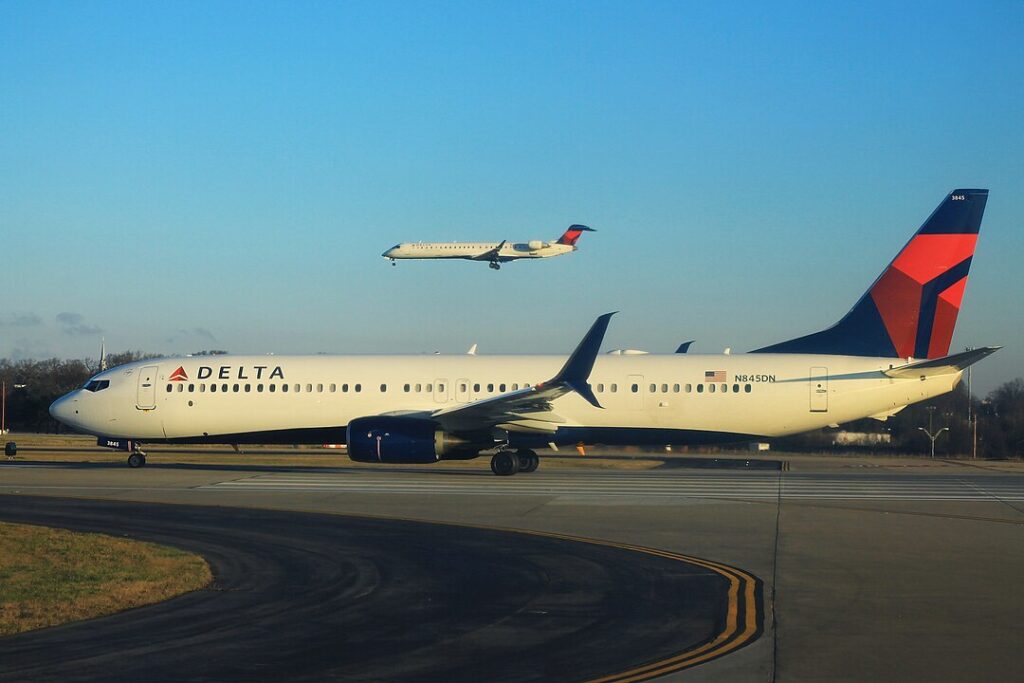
[527,240,545,250]
[346,416,481,463]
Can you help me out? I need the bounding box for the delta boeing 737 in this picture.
[383,225,595,269]
[51,189,996,475]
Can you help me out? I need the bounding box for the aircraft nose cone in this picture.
[49,394,78,427]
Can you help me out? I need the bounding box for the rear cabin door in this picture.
[809,367,828,412]
[627,374,644,410]
[137,365,158,410]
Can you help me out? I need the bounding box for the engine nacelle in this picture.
[527,239,545,250]
[346,416,482,464]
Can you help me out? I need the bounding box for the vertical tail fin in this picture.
[753,189,988,359]
[556,224,595,246]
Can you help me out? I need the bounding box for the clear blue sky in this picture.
[1,1,1021,395]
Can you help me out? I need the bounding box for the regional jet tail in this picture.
[52,190,996,475]
[382,225,595,270]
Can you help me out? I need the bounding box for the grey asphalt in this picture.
[2,457,1023,682]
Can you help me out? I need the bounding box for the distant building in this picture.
[832,431,892,446]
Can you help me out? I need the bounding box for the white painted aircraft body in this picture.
[51,189,996,474]
[383,225,594,269]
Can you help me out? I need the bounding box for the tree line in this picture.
[1,354,1021,458]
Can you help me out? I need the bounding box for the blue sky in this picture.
[1,1,1021,395]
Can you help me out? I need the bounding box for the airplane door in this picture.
[810,367,828,412]
[137,365,158,410]
[627,374,644,410]
[455,378,470,403]
[433,379,447,404]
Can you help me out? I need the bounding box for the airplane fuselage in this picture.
[384,241,574,262]
[51,352,958,448]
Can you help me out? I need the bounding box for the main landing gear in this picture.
[127,445,147,468]
[489,261,501,270]
[490,448,539,476]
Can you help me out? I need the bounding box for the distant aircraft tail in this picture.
[753,189,988,359]
[556,224,595,246]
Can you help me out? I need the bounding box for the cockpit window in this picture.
[83,379,110,392]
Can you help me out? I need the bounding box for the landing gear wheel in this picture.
[489,261,501,270]
[490,450,519,476]
[127,452,147,468]
[516,449,539,473]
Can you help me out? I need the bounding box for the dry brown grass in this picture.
[0,522,212,636]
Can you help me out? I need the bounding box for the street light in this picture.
[917,405,950,458]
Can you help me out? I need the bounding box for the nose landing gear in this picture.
[127,445,147,468]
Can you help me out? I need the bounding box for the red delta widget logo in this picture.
[169,366,189,382]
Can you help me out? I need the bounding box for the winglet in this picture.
[547,312,616,408]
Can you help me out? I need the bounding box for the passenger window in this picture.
[282,383,288,392]
[177,384,184,392]
[649,384,656,393]
[673,384,680,393]
[631,384,639,393]
[245,384,251,392]
[721,384,727,393]
[306,384,312,393]
[610,383,618,393]
[233,384,239,392]
[295,384,301,393]
[426,383,433,392]
[459,383,467,392]
[437,383,443,392]
[200,384,206,393]
[733,384,740,393]
[329,384,336,392]
[709,384,716,393]
[210,384,217,393]
[512,383,519,390]
[355,384,362,392]
[473,383,480,393]
[697,384,703,393]
[685,383,692,393]
[317,383,324,393]
[166,384,172,392]
[404,384,410,392]
[222,384,228,393]
[380,384,387,393]
[499,383,506,392]
[415,383,422,392]
[487,383,494,392]
[188,384,195,393]
[745,384,752,393]
[597,383,604,393]
[662,384,668,393]
[257,384,263,392]
[270,384,277,393]
[342,383,348,392]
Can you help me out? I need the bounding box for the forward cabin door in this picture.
[809,367,828,412]
[137,365,159,410]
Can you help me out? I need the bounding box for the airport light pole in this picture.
[917,406,949,459]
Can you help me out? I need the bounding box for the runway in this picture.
[201,469,1024,501]
[2,457,1023,681]
[0,495,759,683]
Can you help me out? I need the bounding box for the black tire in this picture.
[127,453,146,468]
[516,449,539,473]
[4,442,16,458]
[490,451,519,476]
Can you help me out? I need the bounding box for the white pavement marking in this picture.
[199,471,1024,501]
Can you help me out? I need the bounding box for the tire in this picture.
[517,449,539,473]
[490,451,519,476]
[127,453,146,468]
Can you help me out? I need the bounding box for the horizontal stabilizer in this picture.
[884,346,1000,378]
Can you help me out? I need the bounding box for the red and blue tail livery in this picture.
[556,224,596,246]
[755,189,988,359]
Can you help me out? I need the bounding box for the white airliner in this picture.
[382,225,595,269]
[51,190,996,475]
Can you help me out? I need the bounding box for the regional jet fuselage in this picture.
[383,225,594,270]
[52,190,995,474]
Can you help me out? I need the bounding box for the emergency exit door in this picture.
[809,367,828,412]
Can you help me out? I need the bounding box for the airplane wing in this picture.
[883,346,1001,378]
[431,313,615,433]
[470,240,508,262]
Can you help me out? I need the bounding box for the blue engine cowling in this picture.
[346,416,441,464]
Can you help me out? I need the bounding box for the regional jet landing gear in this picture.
[489,261,501,270]
[127,445,147,468]
[490,448,539,476]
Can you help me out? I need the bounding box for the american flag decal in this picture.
[705,370,726,382]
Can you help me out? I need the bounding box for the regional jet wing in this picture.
[471,240,508,262]
[883,346,1001,379]
[431,313,615,433]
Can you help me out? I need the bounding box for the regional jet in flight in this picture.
[52,190,996,475]
[382,225,595,269]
